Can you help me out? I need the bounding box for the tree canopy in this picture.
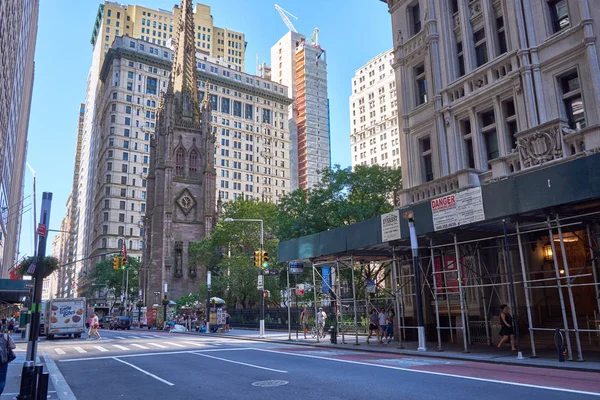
[84,256,141,310]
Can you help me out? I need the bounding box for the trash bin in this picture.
[328,326,337,344]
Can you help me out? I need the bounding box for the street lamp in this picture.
[224,217,265,338]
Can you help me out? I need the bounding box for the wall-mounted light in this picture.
[559,269,565,276]
[543,243,553,262]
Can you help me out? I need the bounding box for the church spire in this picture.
[170,0,200,122]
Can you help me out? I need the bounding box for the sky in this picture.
[19,0,392,260]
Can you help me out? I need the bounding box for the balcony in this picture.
[395,28,426,65]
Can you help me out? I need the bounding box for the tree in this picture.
[85,256,141,311]
[276,164,402,241]
[17,256,59,279]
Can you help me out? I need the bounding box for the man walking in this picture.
[378,308,387,344]
[317,307,327,338]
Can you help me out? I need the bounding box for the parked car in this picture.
[110,316,131,330]
[100,316,113,329]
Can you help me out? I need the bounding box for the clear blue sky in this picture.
[20,0,392,259]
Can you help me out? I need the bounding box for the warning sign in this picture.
[431,187,485,231]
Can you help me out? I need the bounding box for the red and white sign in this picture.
[431,187,485,231]
[295,284,305,296]
[37,224,47,237]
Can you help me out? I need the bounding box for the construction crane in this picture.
[308,27,319,46]
[275,4,298,33]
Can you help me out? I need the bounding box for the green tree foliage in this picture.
[17,256,59,279]
[188,198,281,309]
[276,164,402,241]
[85,256,141,309]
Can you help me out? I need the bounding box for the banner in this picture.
[321,266,331,293]
[431,187,485,231]
[381,209,401,242]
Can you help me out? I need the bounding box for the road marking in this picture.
[115,336,126,340]
[139,335,155,339]
[191,352,287,373]
[147,343,167,349]
[93,346,109,352]
[54,348,66,355]
[112,357,174,386]
[73,347,87,354]
[181,341,209,347]
[131,344,149,349]
[59,348,253,362]
[128,336,141,339]
[253,349,600,397]
[163,342,185,348]
[113,345,129,351]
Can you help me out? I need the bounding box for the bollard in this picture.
[33,365,43,399]
[16,361,36,400]
[36,372,49,400]
[555,329,565,362]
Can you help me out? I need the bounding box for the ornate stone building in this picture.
[143,0,216,304]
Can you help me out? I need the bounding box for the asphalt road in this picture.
[38,329,600,400]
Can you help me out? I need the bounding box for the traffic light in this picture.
[113,257,119,270]
[262,251,269,269]
[121,258,127,270]
[254,251,261,268]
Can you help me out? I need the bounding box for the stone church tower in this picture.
[143,0,216,306]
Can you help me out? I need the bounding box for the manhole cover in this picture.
[252,380,289,387]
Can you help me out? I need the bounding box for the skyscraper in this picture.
[271,31,330,190]
[0,0,39,278]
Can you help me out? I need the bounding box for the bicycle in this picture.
[309,326,318,338]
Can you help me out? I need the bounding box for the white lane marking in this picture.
[59,348,253,362]
[253,349,600,397]
[54,348,66,355]
[115,336,126,340]
[73,347,87,354]
[147,343,167,349]
[182,341,209,347]
[191,352,287,373]
[128,336,141,339]
[131,344,149,349]
[150,335,163,338]
[93,346,109,352]
[112,357,174,386]
[163,342,185,348]
[113,345,129,351]
[139,335,155,339]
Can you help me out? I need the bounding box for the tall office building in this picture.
[271,31,330,190]
[80,34,291,299]
[90,1,246,72]
[349,50,400,169]
[0,0,39,278]
[70,0,248,295]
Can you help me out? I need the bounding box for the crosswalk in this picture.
[49,338,225,356]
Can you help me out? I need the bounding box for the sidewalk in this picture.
[177,327,600,373]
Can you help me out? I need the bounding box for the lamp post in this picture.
[403,211,426,352]
[224,217,265,337]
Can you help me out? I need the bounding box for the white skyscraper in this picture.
[349,49,400,169]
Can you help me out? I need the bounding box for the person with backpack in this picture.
[0,333,16,395]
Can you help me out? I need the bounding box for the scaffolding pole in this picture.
[335,258,345,344]
[475,246,492,346]
[441,247,454,344]
[312,261,319,343]
[391,250,404,348]
[587,225,600,324]
[350,256,359,345]
[547,216,573,360]
[430,240,442,350]
[516,222,537,357]
[454,234,469,353]
[556,214,584,361]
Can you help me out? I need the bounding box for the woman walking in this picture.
[497,304,516,351]
[87,313,102,340]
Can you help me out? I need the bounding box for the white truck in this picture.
[44,298,86,339]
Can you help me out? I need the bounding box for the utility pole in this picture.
[18,192,52,400]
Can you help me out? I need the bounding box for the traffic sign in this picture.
[295,284,305,296]
[257,275,264,290]
[37,224,47,237]
[264,269,280,276]
[289,262,304,274]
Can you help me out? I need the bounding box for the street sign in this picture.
[37,224,47,237]
[257,275,264,290]
[289,262,304,274]
[295,284,305,296]
[264,269,280,276]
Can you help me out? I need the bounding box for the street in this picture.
[25,329,600,399]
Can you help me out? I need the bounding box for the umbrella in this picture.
[210,297,225,304]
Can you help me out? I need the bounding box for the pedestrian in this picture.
[385,315,394,344]
[0,317,5,333]
[378,308,387,344]
[0,332,16,395]
[87,313,101,340]
[317,307,327,338]
[6,318,14,336]
[497,304,516,351]
[367,309,379,344]
[225,312,230,333]
[300,307,310,339]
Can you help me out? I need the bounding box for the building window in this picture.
[146,77,157,94]
[549,0,569,33]
[456,40,465,78]
[496,17,507,55]
[175,147,185,176]
[421,137,433,182]
[221,98,230,114]
[473,29,487,67]
[414,64,427,106]
[503,99,518,151]
[119,213,125,222]
[461,119,475,169]
[118,226,125,236]
[480,110,499,168]
[189,149,199,177]
[560,71,585,130]
[210,94,218,111]
[409,1,421,36]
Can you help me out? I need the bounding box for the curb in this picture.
[41,350,77,400]
[172,330,600,374]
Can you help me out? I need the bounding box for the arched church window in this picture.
[189,149,199,177]
[118,238,124,249]
[175,147,185,176]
